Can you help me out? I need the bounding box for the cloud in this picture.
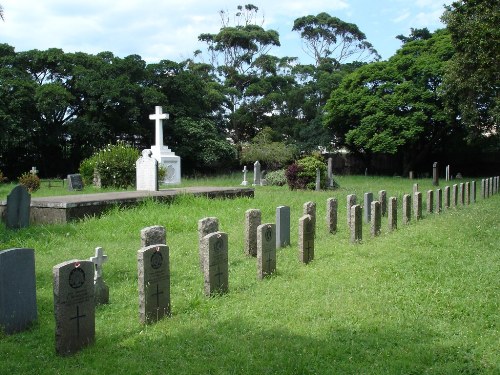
[393,11,411,23]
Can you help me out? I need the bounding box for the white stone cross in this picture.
[90,247,108,280]
[241,166,248,186]
[30,166,38,175]
[149,106,169,148]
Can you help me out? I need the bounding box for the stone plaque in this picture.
[53,260,95,355]
[202,232,229,296]
[257,223,276,279]
[137,244,170,324]
[136,149,158,191]
[276,206,290,248]
[299,215,314,263]
[6,185,30,229]
[67,174,84,191]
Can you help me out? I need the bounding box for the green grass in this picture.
[0,176,499,374]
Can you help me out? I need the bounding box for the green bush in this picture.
[285,155,329,190]
[18,172,41,193]
[79,141,139,189]
[265,169,287,186]
[0,169,7,183]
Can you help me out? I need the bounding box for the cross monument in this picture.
[149,106,169,149]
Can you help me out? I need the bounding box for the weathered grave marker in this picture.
[299,215,314,263]
[326,198,337,234]
[370,201,381,237]
[327,157,334,188]
[388,197,397,231]
[465,182,470,205]
[245,209,261,257]
[364,192,373,223]
[53,260,95,355]
[276,206,290,248]
[202,232,229,296]
[303,201,316,235]
[253,161,261,186]
[67,174,84,191]
[459,183,465,205]
[137,244,170,324]
[141,225,166,248]
[436,188,442,214]
[378,190,387,217]
[444,186,450,208]
[257,223,276,279]
[414,192,422,220]
[198,218,218,271]
[89,247,109,305]
[0,248,37,334]
[432,162,439,186]
[413,183,419,194]
[6,185,30,229]
[445,165,450,181]
[471,181,476,203]
[452,184,458,207]
[347,194,356,227]
[315,168,321,191]
[427,190,434,214]
[136,149,158,191]
[350,205,362,243]
[402,194,411,225]
[241,166,248,186]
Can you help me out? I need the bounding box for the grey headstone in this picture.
[198,217,219,271]
[327,157,333,187]
[465,182,470,205]
[388,197,397,231]
[303,201,316,235]
[444,186,450,208]
[141,225,166,248]
[402,194,411,225]
[202,232,229,296]
[445,165,450,181]
[378,190,387,217]
[432,162,439,186]
[298,215,314,264]
[326,198,337,234]
[257,223,276,279]
[427,190,434,214]
[413,183,419,194]
[136,149,158,191]
[471,181,476,203]
[315,168,321,191]
[414,192,422,221]
[346,194,356,227]
[452,184,458,207]
[245,209,261,257]
[436,188,442,214]
[350,205,362,243]
[89,247,109,306]
[67,174,84,191]
[276,206,290,248]
[459,183,465,205]
[370,201,381,237]
[363,192,373,223]
[137,244,170,324]
[253,161,261,186]
[409,171,414,179]
[0,248,37,334]
[53,260,95,355]
[6,185,31,229]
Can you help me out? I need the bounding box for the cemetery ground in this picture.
[1,175,499,374]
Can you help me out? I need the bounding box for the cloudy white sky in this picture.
[1,0,452,64]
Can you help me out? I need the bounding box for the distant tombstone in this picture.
[137,244,170,324]
[326,198,337,234]
[241,166,248,186]
[388,197,397,231]
[346,194,356,227]
[481,179,486,199]
[452,184,458,207]
[245,209,261,257]
[413,183,419,194]
[409,171,414,179]
[253,161,261,186]
[465,182,470,205]
[6,185,30,229]
[0,248,37,334]
[471,181,476,203]
[30,166,39,176]
[414,192,422,220]
[141,225,166,248]
[92,169,101,188]
[402,194,411,225]
[444,186,450,208]
[257,223,276,279]
[198,218,219,271]
[276,206,290,248]
[315,168,321,191]
[456,173,463,179]
[436,188,442,214]
[459,183,465,205]
[303,201,316,235]
[327,157,334,188]
[136,149,158,191]
[378,190,387,217]
[350,205,362,243]
[488,177,493,197]
[427,190,434,214]
[202,232,229,296]
[298,215,314,263]
[370,201,381,237]
[432,162,439,186]
[53,260,95,355]
[363,192,373,223]
[445,165,450,181]
[89,247,109,305]
[67,174,84,191]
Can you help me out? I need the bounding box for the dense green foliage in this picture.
[286,155,328,190]
[263,169,287,186]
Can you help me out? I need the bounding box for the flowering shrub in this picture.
[265,169,287,186]
[18,172,41,192]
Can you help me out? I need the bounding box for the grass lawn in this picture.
[1,176,499,374]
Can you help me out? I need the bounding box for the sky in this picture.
[0,0,453,64]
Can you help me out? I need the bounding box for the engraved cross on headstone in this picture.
[149,106,169,149]
[70,305,86,337]
[90,247,108,280]
[151,284,164,308]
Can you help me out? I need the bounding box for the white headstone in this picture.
[241,166,248,186]
[136,149,158,191]
[253,161,261,186]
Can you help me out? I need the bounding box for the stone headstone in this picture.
[481,179,486,199]
[136,149,158,191]
[141,225,166,248]
[30,166,39,176]
[315,168,321,191]
[445,165,450,181]
[465,182,470,205]
[427,190,434,214]
[89,247,109,305]
[327,157,334,188]
[303,201,316,235]
[346,194,356,227]
[257,223,276,279]
[276,206,290,248]
[241,166,248,186]
[326,198,337,234]
[245,209,261,257]
[413,183,419,194]
[202,232,229,296]
[53,260,95,355]
[198,217,219,271]
[414,192,422,220]
[137,244,170,324]
[363,192,373,223]
[409,171,414,180]
[67,174,84,191]
[432,162,439,186]
[402,194,411,225]
[253,161,261,186]
[370,201,381,237]
[350,205,362,243]
[0,248,37,334]
[444,186,450,208]
[459,183,465,205]
[388,197,397,231]
[6,185,30,229]
[93,169,101,188]
[471,181,476,203]
[452,184,458,207]
[298,215,314,264]
[378,190,387,217]
[436,188,442,214]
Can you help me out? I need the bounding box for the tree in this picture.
[0,4,4,21]
[442,0,500,140]
[323,29,457,174]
